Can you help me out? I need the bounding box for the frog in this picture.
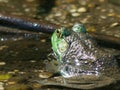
[38,23,120,89]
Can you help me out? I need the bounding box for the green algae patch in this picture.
[5,84,32,90]
[0,74,12,81]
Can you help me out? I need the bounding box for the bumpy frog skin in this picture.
[39,23,120,89]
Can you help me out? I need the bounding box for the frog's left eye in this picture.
[56,28,71,38]
[56,28,64,38]
[56,30,60,33]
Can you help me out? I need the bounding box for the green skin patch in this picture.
[51,27,70,62]
[51,29,63,62]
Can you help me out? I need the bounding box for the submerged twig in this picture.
[0,14,120,49]
[0,14,60,34]
[90,32,120,50]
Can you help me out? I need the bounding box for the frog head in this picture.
[51,27,71,62]
[51,23,87,63]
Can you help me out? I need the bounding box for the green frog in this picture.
[39,23,120,89]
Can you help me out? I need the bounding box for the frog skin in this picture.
[38,23,120,89]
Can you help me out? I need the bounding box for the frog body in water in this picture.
[39,23,120,89]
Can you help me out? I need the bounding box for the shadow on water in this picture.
[0,34,51,61]
[36,0,56,15]
[0,33,52,72]
[40,81,120,90]
[96,39,120,50]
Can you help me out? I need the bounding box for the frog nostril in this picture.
[56,30,59,33]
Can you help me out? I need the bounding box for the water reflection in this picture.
[0,32,42,41]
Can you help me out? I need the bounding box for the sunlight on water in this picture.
[0,33,41,41]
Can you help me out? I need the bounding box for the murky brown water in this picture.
[0,0,120,90]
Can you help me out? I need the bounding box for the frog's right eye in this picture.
[63,28,71,37]
[72,23,86,33]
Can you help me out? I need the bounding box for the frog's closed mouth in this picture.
[38,23,120,89]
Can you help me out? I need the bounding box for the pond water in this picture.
[0,0,120,89]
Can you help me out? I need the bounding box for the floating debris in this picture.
[100,15,107,19]
[69,8,77,13]
[0,82,4,90]
[39,71,53,78]
[8,72,16,74]
[13,70,19,73]
[107,13,115,16]
[30,60,36,63]
[7,81,16,85]
[0,45,8,51]
[0,62,6,66]
[114,34,120,38]
[40,39,46,43]
[77,7,87,13]
[71,12,80,17]
[110,22,119,27]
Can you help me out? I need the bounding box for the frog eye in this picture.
[56,28,63,38]
[56,28,71,38]
[72,23,86,33]
[56,30,60,33]
[63,28,71,37]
